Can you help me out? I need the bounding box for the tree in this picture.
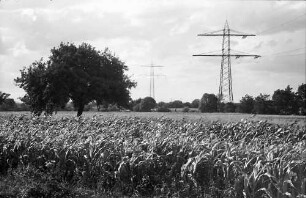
[239,94,255,113]
[15,42,136,116]
[157,101,168,108]
[0,91,10,105]
[156,101,170,112]
[296,84,306,115]
[0,98,16,111]
[15,60,53,115]
[191,99,200,108]
[183,102,191,108]
[199,93,218,113]
[218,102,225,112]
[168,100,184,108]
[139,97,156,112]
[224,102,236,113]
[272,85,298,115]
[253,94,274,114]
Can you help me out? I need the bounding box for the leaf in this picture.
[284,179,295,188]
[258,188,273,198]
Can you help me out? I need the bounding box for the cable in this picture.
[198,29,223,35]
[231,49,256,55]
[230,29,252,35]
[273,53,305,57]
[257,12,306,35]
[266,47,305,56]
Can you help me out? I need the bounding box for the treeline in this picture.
[131,97,199,112]
[1,84,305,115]
[130,84,305,115]
[198,84,306,115]
[0,92,30,111]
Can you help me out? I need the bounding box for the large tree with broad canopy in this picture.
[15,42,136,116]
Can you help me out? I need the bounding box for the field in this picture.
[0,112,305,197]
[1,111,305,126]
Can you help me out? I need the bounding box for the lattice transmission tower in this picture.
[193,20,260,103]
[141,64,164,99]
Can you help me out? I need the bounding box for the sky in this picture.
[0,0,305,103]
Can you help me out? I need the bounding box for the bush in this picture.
[133,104,141,112]
[157,106,171,112]
[108,104,120,111]
[182,107,189,112]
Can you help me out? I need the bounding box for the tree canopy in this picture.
[191,99,200,108]
[253,94,274,114]
[199,93,218,113]
[239,94,255,113]
[296,83,306,115]
[15,42,136,116]
[272,85,297,115]
[132,97,156,112]
[0,91,10,105]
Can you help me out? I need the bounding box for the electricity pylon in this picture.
[141,64,164,99]
[193,20,260,103]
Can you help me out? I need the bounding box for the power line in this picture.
[268,47,306,56]
[257,13,306,35]
[273,53,305,57]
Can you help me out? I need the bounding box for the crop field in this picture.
[0,113,305,197]
[1,111,305,126]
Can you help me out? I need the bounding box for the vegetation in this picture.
[0,114,305,197]
[199,93,218,113]
[132,97,157,112]
[0,92,10,105]
[197,84,305,115]
[14,42,136,116]
[238,95,255,114]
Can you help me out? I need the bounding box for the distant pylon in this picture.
[141,63,164,99]
[193,20,260,103]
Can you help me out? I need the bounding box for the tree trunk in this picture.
[77,104,84,117]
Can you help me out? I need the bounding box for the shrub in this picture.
[137,97,156,112]
[157,106,171,112]
[108,103,120,111]
[133,103,141,112]
[182,107,189,112]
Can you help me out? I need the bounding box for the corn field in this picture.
[0,114,305,198]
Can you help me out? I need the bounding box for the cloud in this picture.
[0,0,305,103]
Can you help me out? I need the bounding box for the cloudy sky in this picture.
[0,0,305,103]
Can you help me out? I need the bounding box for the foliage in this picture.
[183,102,191,108]
[168,100,184,108]
[182,106,190,112]
[272,85,298,115]
[191,99,200,108]
[239,94,255,113]
[0,99,16,111]
[296,84,306,115]
[253,94,274,114]
[199,93,218,112]
[107,103,120,112]
[224,102,236,112]
[15,42,136,116]
[156,101,171,112]
[132,103,141,112]
[0,92,10,105]
[156,106,171,112]
[0,115,305,197]
[139,97,156,112]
